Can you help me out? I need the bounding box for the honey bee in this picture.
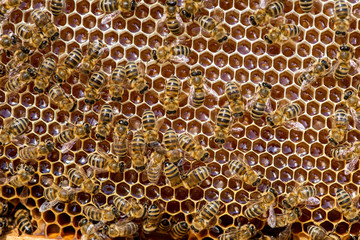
[196,11,229,43]
[163,76,182,115]
[264,24,301,44]
[333,44,356,81]
[16,23,48,50]
[84,71,107,106]
[282,183,319,210]
[19,139,55,161]
[188,69,218,108]
[299,0,313,12]
[191,200,221,233]
[95,104,114,140]
[14,209,33,235]
[0,200,8,216]
[113,119,129,159]
[104,221,138,238]
[244,188,277,223]
[218,224,257,240]
[328,108,348,146]
[110,65,126,102]
[271,207,302,228]
[8,163,35,188]
[307,225,341,240]
[182,166,210,189]
[79,219,104,240]
[297,58,331,90]
[141,110,163,147]
[81,40,105,74]
[130,131,147,171]
[335,188,359,222]
[211,106,232,145]
[49,0,64,16]
[146,146,167,184]
[40,181,78,212]
[53,48,83,83]
[164,161,182,187]
[163,128,183,165]
[0,34,19,56]
[246,82,272,121]
[227,155,262,187]
[158,218,172,232]
[332,143,360,175]
[56,119,91,153]
[159,0,184,35]
[30,9,59,41]
[83,204,118,223]
[4,67,38,93]
[113,196,147,219]
[249,0,284,26]
[266,102,304,130]
[34,57,57,93]
[0,0,21,21]
[5,46,32,74]
[170,221,189,240]
[152,39,191,63]
[49,84,76,112]
[125,61,149,94]
[67,165,100,194]
[179,133,209,162]
[143,203,163,234]
[0,217,9,236]
[179,0,204,20]
[225,81,245,117]
[99,0,137,25]
[87,150,125,173]
[333,0,351,36]
[0,117,29,146]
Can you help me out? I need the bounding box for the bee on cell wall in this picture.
[14,209,33,235]
[328,107,349,146]
[84,71,107,106]
[190,200,221,233]
[178,133,209,162]
[48,84,77,112]
[0,117,29,146]
[335,188,359,222]
[5,46,33,75]
[110,65,126,102]
[307,225,341,240]
[98,0,137,25]
[95,104,114,140]
[270,207,302,228]
[30,9,59,42]
[130,131,147,171]
[196,10,230,43]
[179,0,208,21]
[34,57,57,93]
[249,0,284,26]
[281,182,319,210]
[163,128,183,165]
[81,40,106,74]
[104,221,138,238]
[152,39,191,63]
[296,57,332,90]
[3,67,38,94]
[142,203,163,234]
[113,119,130,159]
[158,0,184,36]
[16,23,48,50]
[263,24,301,44]
[53,48,83,83]
[333,0,352,36]
[218,223,257,240]
[333,44,357,81]
[112,196,147,219]
[225,81,245,118]
[246,82,272,122]
[0,34,20,56]
[266,101,304,130]
[227,154,262,187]
[19,139,55,162]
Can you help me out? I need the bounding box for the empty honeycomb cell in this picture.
[267,140,281,154]
[267,44,280,57]
[273,56,287,71]
[258,56,272,70]
[273,154,286,169]
[13,105,26,118]
[260,127,274,141]
[275,128,289,142]
[337,171,351,184]
[146,185,159,199]
[5,145,17,159]
[265,166,279,181]
[280,167,293,182]
[252,139,266,153]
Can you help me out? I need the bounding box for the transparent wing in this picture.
[345,156,359,175]
[211,8,224,23]
[245,94,259,111]
[267,204,276,228]
[170,55,190,63]
[188,86,195,106]
[265,99,273,113]
[61,138,79,153]
[334,145,354,161]
[101,11,121,25]
[40,199,59,212]
[283,121,306,131]
[259,0,270,9]
[157,15,168,34]
[349,108,360,129]
[204,84,219,101]
[305,197,320,206]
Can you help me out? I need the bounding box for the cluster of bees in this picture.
[0,0,358,238]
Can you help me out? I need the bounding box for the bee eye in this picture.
[124,121,128,126]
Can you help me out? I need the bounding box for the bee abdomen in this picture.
[170,45,191,56]
[98,0,118,13]
[251,102,265,120]
[50,0,63,16]
[65,48,83,69]
[299,0,313,13]
[18,147,36,160]
[266,1,284,17]
[335,0,348,19]
[57,130,75,144]
[334,62,350,81]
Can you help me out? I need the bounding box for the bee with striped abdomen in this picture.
[14,209,33,235]
[180,0,204,20]
[159,0,184,35]
[84,71,107,106]
[142,110,163,147]
[34,57,57,93]
[244,188,277,222]
[0,217,9,236]
[87,149,125,174]
[196,10,229,43]
[227,155,262,187]
[333,0,351,36]
[246,82,272,121]
[299,0,313,13]
[19,139,54,162]
[272,207,302,228]
[0,0,22,21]
[104,221,138,238]
[164,161,182,187]
[333,44,355,81]
[146,146,167,184]
[40,181,78,212]
[81,40,105,74]
[249,0,284,26]
[297,58,331,90]
[67,165,100,194]
[83,204,118,223]
[4,67,38,94]
[218,224,257,240]
[95,104,114,140]
[225,81,245,117]
[182,166,210,189]
[5,46,33,74]
[53,48,83,83]
[264,24,301,44]
[125,61,149,94]
[49,84,77,112]
[328,108,349,146]
[266,101,304,130]
[307,225,341,240]
[113,196,147,219]
[143,203,163,234]
[335,188,359,222]
[110,65,126,102]
[282,183,319,210]
[0,117,29,146]
[113,119,130,159]
[170,221,189,239]
[99,0,137,25]
[191,200,221,233]
[158,218,172,232]
[30,9,59,41]
[16,23,48,50]
[130,131,147,171]
[179,133,209,162]
[152,39,191,63]
[163,128,183,165]
[8,163,35,188]
[56,119,91,153]
[49,0,64,16]
[0,34,19,56]
[188,69,218,108]
[79,219,104,240]
[163,76,182,115]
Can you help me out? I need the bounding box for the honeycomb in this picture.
[0,0,360,239]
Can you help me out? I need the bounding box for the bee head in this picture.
[215,138,225,144]
[344,90,353,100]
[111,96,122,101]
[191,69,202,76]
[131,0,137,11]
[321,59,330,69]
[85,99,95,105]
[119,120,128,126]
[119,161,125,172]
[135,166,145,171]
[70,101,77,112]
[95,134,105,140]
[92,185,100,194]
[25,166,35,175]
[262,82,272,89]
[166,0,177,6]
[140,84,149,94]
[294,207,302,217]
[218,34,228,43]
[336,31,346,36]
[233,112,243,117]
[266,116,275,127]
[200,152,209,161]
[84,123,91,134]
[252,177,261,186]
[264,35,272,44]
[11,35,18,45]
[340,45,351,51]
[181,9,192,18]
[152,50,158,60]
[39,40,48,50]
[46,140,55,150]
[79,218,88,227]
[328,138,338,146]
[27,67,38,78]
[21,46,30,54]
[249,224,256,235]
[166,110,177,115]
[249,15,257,26]
[51,32,60,41]
[269,187,278,197]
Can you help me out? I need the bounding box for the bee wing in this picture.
[267,204,276,228]
[211,8,224,22]
[265,99,273,113]
[336,145,355,161]
[349,108,360,129]
[188,86,195,106]
[40,199,60,212]
[345,156,359,175]
[101,11,121,25]
[204,84,219,101]
[61,138,79,153]
[305,197,320,206]
[283,121,306,131]
[245,94,259,111]
[170,55,190,63]
[157,15,168,34]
